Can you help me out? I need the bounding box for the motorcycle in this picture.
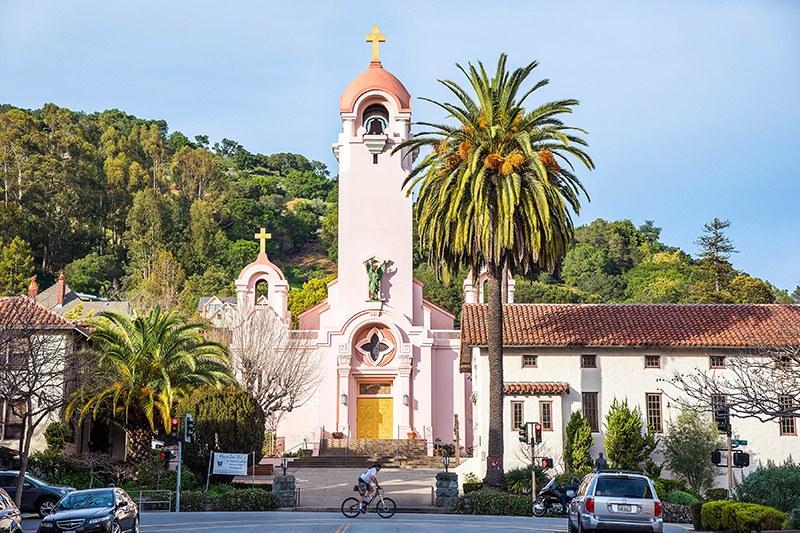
[532,478,578,517]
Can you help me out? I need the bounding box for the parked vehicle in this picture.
[568,470,663,533]
[37,488,139,533]
[0,488,22,533]
[533,478,579,517]
[0,472,74,518]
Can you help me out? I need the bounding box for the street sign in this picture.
[212,452,249,476]
[731,439,748,446]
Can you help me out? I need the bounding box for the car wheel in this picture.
[111,521,122,533]
[37,497,57,517]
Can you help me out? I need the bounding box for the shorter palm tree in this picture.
[68,307,233,462]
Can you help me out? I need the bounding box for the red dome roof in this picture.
[340,62,411,114]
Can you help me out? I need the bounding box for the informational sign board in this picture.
[212,452,248,476]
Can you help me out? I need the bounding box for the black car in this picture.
[0,488,22,533]
[0,472,74,517]
[37,488,139,533]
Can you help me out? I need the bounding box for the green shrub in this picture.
[459,490,531,516]
[702,500,787,532]
[690,501,704,531]
[178,386,266,479]
[179,491,210,512]
[664,490,699,506]
[786,507,800,530]
[213,488,277,511]
[654,477,689,498]
[503,465,548,495]
[704,487,729,501]
[462,482,482,494]
[44,422,73,452]
[734,460,800,512]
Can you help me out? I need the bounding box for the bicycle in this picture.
[341,486,396,518]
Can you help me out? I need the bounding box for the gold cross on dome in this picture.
[254,227,271,254]
[365,25,385,63]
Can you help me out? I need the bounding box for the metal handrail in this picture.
[134,490,173,513]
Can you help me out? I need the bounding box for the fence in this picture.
[133,490,173,513]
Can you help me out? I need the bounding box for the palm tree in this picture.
[68,307,233,462]
[395,54,593,488]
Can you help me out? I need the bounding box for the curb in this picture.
[279,507,457,514]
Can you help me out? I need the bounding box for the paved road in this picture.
[24,511,695,533]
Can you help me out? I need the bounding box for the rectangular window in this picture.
[582,392,599,432]
[540,401,553,431]
[645,355,661,369]
[646,393,663,433]
[2,399,26,440]
[511,401,525,431]
[358,382,392,395]
[779,395,796,436]
[710,355,726,369]
[581,354,597,368]
[522,354,538,368]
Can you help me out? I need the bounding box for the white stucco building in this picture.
[460,303,800,485]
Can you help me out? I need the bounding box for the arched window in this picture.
[255,279,269,307]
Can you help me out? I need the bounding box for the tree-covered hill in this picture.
[0,104,796,321]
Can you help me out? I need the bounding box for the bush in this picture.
[653,477,689,498]
[701,500,787,532]
[786,507,800,530]
[178,386,266,479]
[462,482,482,494]
[44,422,73,452]
[734,460,800,512]
[459,490,531,516]
[664,490,699,506]
[213,488,277,511]
[690,501,704,531]
[704,487,729,501]
[179,491,210,512]
[503,465,548,495]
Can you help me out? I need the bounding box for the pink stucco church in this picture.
[228,27,472,453]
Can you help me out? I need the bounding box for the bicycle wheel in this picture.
[341,497,361,518]
[376,497,396,518]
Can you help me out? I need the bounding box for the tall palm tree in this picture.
[395,54,593,488]
[68,307,233,462]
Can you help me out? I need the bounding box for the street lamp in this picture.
[442,449,451,473]
[402,394,409,406]
[340,393,348,405]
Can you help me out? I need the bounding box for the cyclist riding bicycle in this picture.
[357,462,382,513]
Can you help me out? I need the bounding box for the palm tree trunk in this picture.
[483,266,506,490]
[126,424,153,464]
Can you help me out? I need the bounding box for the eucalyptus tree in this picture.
[395,54,593,487]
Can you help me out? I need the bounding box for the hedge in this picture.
[459,490,531,516]
[179,488,277,512]
[662,502,693,524]
[704,488,729,501]
[735,461,800,513]
[701,500,786,532]
[462,482,482,494]
[786,507,800,530]
[664,490,698,506]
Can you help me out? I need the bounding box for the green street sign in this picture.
[731,439,748,446]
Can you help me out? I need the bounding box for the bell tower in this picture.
[333,25,415,318]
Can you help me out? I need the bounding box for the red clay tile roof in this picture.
[0,296,83,331]
[504,382,570,395]
[461,303,800,371]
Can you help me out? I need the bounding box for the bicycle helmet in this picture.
[372,462,382,470]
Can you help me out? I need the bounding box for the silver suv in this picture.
[568,471,663,533]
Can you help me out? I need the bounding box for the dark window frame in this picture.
[539,400,553,431]
[522,354,538,368]
[581,354,597,369]
[582,392,599,432]
[644,354,661,369]
[511,400,525,431]
[645,392,663,433]
[779,395,796,436]
[710,355,726,369]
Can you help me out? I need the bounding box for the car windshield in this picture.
[54,491,114,511]
[24,474,46,486]
[595,477,653,499]
[543,479,556,490]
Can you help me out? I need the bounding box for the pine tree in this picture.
[0,236,34,296]
[792,285,800,303]
[604,398,658,470]
[695,218,737,293]
[564,411,594,474]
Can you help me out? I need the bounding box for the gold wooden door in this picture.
[356,398,393,439]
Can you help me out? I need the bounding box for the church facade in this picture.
[228,30,471,452]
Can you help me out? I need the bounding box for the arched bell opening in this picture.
[362,103,389,135]
[255,279,269,307]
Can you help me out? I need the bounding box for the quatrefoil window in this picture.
[355,327,394,366]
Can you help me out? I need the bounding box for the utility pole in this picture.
[529,422,536,503]
[726,427,733,496]
[176,439,182,512]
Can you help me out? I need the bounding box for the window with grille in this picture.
[645,355,661,368]
[710,355,726,369]
[540,401,553,431]
[779,395,796,435]
[511,401,525,431]
[2,399,26,440]
[522,354,538,368]
[581,354,597,368]
[646,393,663,433]
[582,392,599,432]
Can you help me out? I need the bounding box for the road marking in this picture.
[334,524,350,533]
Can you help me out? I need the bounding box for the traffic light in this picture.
[170,416,179,438]
[534,422,543,444]
[540,457,553,469]
[184,413,195,443]
[713,404,731,433]
[733,451,750,468]
[711,450,722,465]
[518,424,529,443]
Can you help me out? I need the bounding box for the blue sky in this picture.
[2,1,798,291]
